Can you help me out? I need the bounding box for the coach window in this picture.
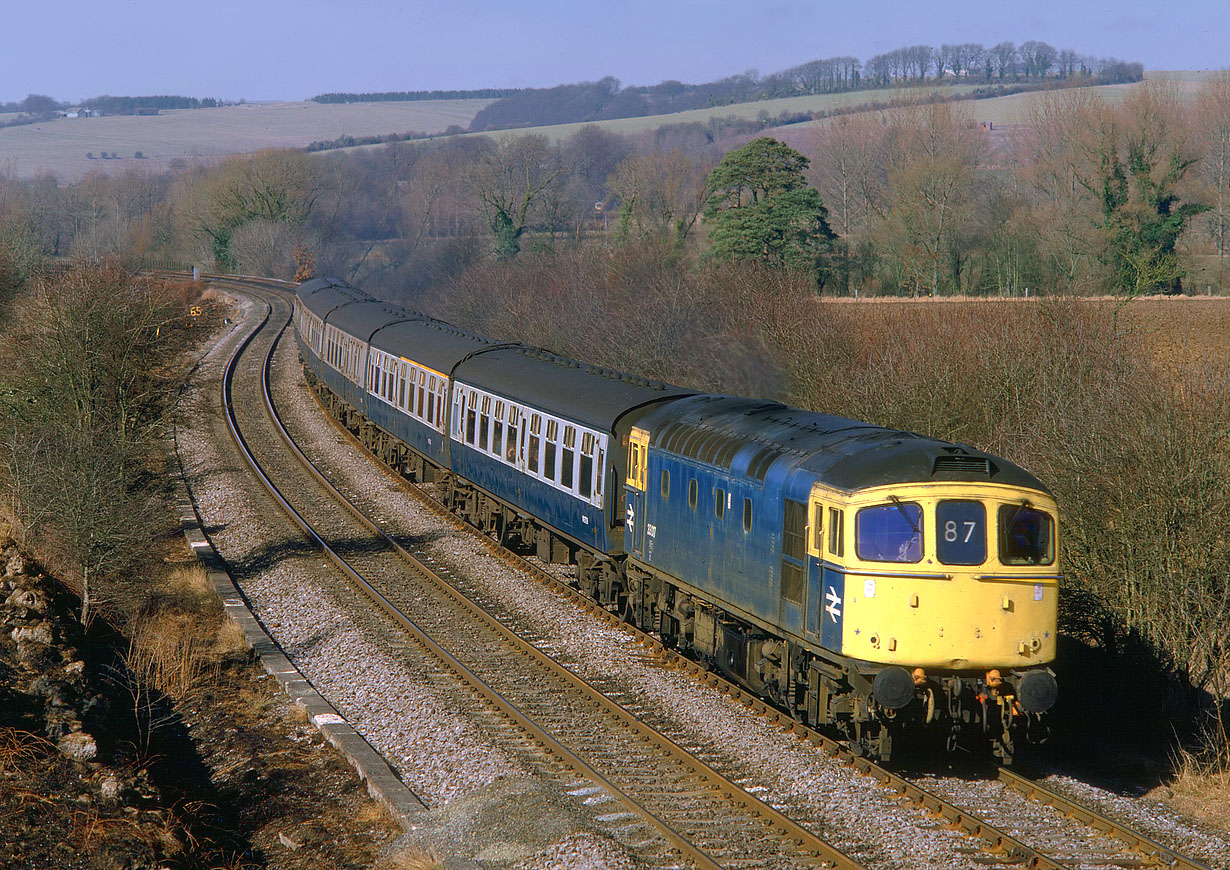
[660,468,670,500]
[544,420,558,481]
[492,401,505,458]
[506,408,520,464]
[465,392,477,444]
[743,498,753,532]
[398,366,407,409]
[561,425,576,490]
[579,432,594,498]
[416,372,426,418]
[715,487,725,519]
[479,396,491,451]
[595,448,605,503]
[688,479,698,510]
[529,414,542,474]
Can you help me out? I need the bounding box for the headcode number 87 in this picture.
[944,520,977,543]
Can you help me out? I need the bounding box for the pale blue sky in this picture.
[6,1,1226,104]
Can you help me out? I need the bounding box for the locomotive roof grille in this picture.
[932,454,993,477]
[747,447,782,481]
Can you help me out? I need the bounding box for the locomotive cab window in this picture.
[660,469,669,500]
[743,498,752,532]
[688,479,698,510]
[855,502,922,563]
[715,488,725,519]
[998,504,1055,565]
[937,500,987,565]
[827,508,844,556]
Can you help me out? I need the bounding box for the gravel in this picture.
[177,287,1230,870]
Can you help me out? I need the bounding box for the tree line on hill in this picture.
[2,94,223,114]
[468,40,1142,131]
[0,94,224,128]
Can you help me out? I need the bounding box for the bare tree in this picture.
[882,101,985,295]
[1195,72,1230,290]
[468,134,563,258]
[609,147,711,245]
[0,264,181,625]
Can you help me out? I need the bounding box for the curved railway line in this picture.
[196,274,1222,870]
[217,279,864,869]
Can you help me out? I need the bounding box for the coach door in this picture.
[625,428,650,558]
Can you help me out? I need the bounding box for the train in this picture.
[292,277,1059,763]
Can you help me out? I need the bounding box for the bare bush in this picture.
[228,218,298,279]
[0,263,193,625]
[423,246,1230,752]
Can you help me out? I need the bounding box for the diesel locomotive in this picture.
[293,277,1059,762]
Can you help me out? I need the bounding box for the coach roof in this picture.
[297,278,372,320]
[370,318,496,375]
[455,346,695,431]
[326,299,431,342]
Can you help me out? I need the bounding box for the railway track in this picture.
[218,281,868,869]
[197,275,1223,870]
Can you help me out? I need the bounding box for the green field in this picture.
[0,99,492,180]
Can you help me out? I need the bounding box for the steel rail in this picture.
[306,376,1217,870]
[297,362,1080,869]
[996,767,1215,870]
[252,289,864,869]
[220,284,859,870]
[223,275,1210,870]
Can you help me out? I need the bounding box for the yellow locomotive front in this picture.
[807,479,1059,760]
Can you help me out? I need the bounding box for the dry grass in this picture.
[127,611,223,699]
[125,560,248,699]
[73,808,182,856]
[376,844,446,870]
[1167,735,1230,829]
[0,729,54,775]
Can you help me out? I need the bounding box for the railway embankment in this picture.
[0,532,405,869]
[0,267,415,869]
